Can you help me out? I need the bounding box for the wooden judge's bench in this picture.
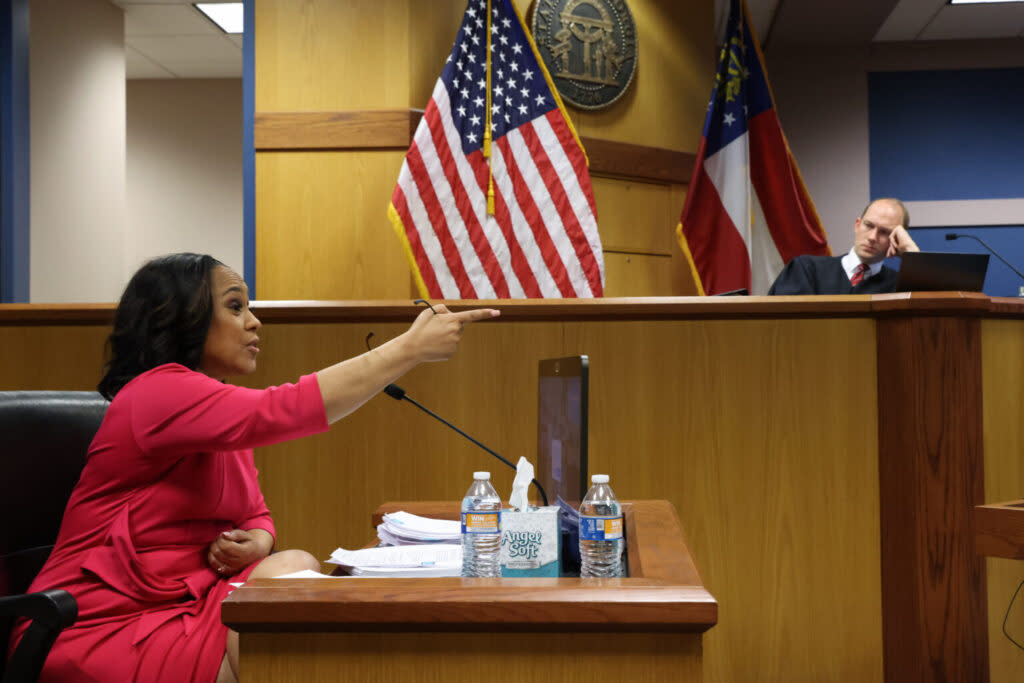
[4,293,1024,681]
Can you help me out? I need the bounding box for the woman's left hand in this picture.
[207,528,275,577]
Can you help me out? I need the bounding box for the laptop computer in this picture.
[895,251,989,292]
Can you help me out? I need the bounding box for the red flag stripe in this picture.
[402,140,477,298]
[748,111,828,264]
[512,124,594,296]
[428,85,529,296]
[493,137,576,297]
[394,158,460,297]
[482,149,561,296]
[681,139,752,293]
[468,152,542,298]
[530,113,603,294]
[542,110,599,222]
[421,102,511,298]
[390,182,444,297]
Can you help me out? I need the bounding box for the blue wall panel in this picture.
[0,0,30,302]
[868,69,1024,201]
[870,68,1024,298]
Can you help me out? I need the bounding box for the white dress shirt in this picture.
[840,248,883,283]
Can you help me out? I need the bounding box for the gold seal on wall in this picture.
[531,0,638,111]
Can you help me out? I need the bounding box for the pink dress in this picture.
[10,363,328,682]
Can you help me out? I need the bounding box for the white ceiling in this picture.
[110,0,1024,80]
[111,0,241,79]
[875,0,1024,41]
[723,0,1024,48]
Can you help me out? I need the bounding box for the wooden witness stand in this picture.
[221,500,716,682]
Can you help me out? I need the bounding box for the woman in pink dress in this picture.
[9,253,498,682]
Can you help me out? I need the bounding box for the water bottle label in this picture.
[461,511,501,534]
[579,515,623,541]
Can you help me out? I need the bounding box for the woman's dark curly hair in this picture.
[97,253,223,400]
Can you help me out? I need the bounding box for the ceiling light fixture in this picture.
[195,3,244,34]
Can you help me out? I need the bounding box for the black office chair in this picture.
[0,391,107,683]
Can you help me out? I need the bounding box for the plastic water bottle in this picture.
[461,471,502,577]
[579,474,624,577]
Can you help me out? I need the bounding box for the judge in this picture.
[768,198,919,295]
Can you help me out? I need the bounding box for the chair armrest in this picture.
[0,589,77,683]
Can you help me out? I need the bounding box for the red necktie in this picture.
[850,263,869,286]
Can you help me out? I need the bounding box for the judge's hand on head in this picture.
[406,304,500,362]
[886,226,920,258]
[207,528,274,577]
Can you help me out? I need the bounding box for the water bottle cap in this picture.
[473,471,491,480]
[591,474,609,484]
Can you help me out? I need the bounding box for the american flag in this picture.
[388,0,604,299]
[676,0,829,295]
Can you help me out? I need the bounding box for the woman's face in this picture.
[198,266,261,380]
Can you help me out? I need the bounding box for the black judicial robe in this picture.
[767,255,899,295]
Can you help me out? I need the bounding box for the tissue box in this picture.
[500,506,560,577]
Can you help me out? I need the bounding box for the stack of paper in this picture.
[377,511,461,546]
[327,544,462,577]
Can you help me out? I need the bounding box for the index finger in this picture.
[450,308,501,323]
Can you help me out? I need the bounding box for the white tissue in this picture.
[509,456,535,512]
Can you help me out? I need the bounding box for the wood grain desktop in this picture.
[222,500,715,682]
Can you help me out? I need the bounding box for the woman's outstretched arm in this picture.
[315,304,499,424]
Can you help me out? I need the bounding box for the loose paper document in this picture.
[327,544,462,577]
[378,511,461,544]
[272,569,344,579]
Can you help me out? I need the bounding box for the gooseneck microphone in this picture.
[382,384,549,506]
[946,233,1024,282]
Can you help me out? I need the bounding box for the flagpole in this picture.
[483,0,495,215]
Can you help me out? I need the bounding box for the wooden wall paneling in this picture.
[571,0,715,151]
[561,317,883,683]
[592,176,676,254]
[877,315,988,682]
[589,174,695,296]
[0,326,109,389]
[981,319,1024,683]
[254,110,419,150]
[255,151,413,300]
[254,0,412,112]
[601,251,677,296]
[585,138,694,184]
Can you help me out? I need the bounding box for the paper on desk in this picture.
[272,569,344,579]
[347,564,461,578]
[380,511,461,541]
[328,544,462,569]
